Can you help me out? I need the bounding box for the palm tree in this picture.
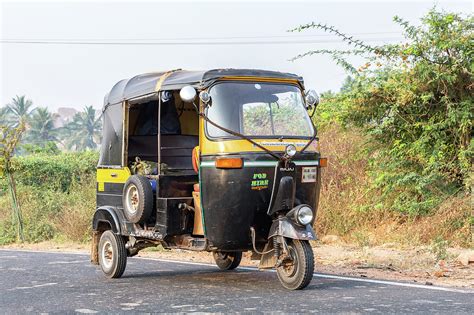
[0,106,10,127]
[6,95,35,126]
[25,107,59,146]
[63,106,102,151]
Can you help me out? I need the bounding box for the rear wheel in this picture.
[98,230,127,278]
[213,251,242,270]
[276,239,314,290]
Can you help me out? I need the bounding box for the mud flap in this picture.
[258,241,277,269]
[90,230,100,265]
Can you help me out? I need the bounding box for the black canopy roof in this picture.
[103,69,305,109]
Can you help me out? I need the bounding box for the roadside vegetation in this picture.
[0,9,471,250]
[301,9,473,248]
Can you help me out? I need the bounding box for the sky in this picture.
[0,0,471,111]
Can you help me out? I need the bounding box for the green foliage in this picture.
[242,99,312,136]
[0,152,97,244]
[24,107,59,146]
[4,95,35,127]
[0,220,16,245]
[1,100,102,153]
[0,107,10,127]
[1,151,98,192]
[430,236,450,261]
[296,9,473,216]
[62,106,102,151]
[21,142,60,155]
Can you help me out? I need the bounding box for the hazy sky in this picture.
[1,0,471,111]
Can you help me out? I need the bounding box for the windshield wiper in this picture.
[198,111,282,161]
[194,103,317,161]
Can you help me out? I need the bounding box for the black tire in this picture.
[122,175,153,224]
[98,230,127,278]
[213,251,242,270]
[276,239,314,290]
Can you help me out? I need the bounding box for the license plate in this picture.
[301,167,317,183]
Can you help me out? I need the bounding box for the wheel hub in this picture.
[126,185,139,213]
[279,246,298,277]
[101,240,113,269]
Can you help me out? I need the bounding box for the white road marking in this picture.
[8,282,57,291]
[75,309,98,314]
[1,248,472,294]
[120,302,140,307]
[171,304,194,308]
[48,260,88,264]
[134,257,474,294]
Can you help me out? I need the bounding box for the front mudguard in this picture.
[268,217,317,241]
[258,218,317,269]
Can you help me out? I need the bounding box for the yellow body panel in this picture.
[96,167,131,184]
[199,137,317,155]
[218,76,302,87]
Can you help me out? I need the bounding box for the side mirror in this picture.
[179,85,197,103]
[305,89,320,109]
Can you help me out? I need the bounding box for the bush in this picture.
[0,151,98,244]
[1,151,97,192]
[298,9,473,216]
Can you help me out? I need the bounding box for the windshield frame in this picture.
[203,81,314,141]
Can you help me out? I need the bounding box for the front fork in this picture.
[273,235,293,267]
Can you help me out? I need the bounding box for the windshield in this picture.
[206,82,314,139]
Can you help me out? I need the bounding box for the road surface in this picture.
[0,249,472,313]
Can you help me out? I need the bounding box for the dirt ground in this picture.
[2,240,473,289]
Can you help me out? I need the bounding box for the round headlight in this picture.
[199,91,211,104]
[296,206,313,225]
[285,144,297,157]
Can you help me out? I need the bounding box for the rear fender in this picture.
[92,206,122,234]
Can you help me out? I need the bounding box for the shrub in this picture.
[1,151,98,192]
[296,9,473,216]
[0,151,98,244]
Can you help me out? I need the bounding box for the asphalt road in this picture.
[0,249,473,314]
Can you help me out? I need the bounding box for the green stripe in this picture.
[200,160,319,168]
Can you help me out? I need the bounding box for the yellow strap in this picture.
[155,70,177,91]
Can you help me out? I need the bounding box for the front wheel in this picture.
[276,239,314,290]
[213,251,242,270]
[98,230,127,278]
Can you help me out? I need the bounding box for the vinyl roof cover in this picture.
[103,69,304,109]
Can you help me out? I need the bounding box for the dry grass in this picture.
[315,124,373,236]
[315,124,472,248]
[51,178,96,242]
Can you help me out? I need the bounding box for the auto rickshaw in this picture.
[90,69,324,290]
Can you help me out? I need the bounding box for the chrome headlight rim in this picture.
[286,204,314,226]
[285,144,297,158]
[296,205,313,225]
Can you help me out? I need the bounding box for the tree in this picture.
[339,76,355,93]
[6,95,35,126]
[0,107,10,127]
[25,107,59,147]
[63,106,102,151]
[0,123,26,241]
[292,9,473,215]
